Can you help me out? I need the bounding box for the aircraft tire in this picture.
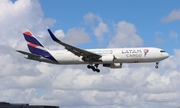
[87,65,91,69]
[96,69,100,73]
[155,65,158,69]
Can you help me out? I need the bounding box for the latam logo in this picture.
[144,49,149,57]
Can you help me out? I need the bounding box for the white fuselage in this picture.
[41,47,169,65]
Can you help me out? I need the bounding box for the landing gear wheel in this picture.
[87,65,91,69]
[155,65,158,69]
[155,62,159,69]
[96,69,100,73]
[91,66,96,71]
[94,64,100,73]
[93,69,100,73]
[87,64,100,73]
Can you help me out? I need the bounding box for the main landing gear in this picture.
[87,64,100,73]
[155,62,159,69]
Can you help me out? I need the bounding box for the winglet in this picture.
[47,29,61,42]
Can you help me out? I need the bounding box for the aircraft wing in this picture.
[47,29,102,61]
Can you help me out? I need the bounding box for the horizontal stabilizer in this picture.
[16,50,41,58]
[16,50,58,64]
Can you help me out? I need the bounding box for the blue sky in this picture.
[1,0,180,108]
[38,0,180,54]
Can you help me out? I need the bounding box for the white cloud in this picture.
[161,8,180,22]
[94,22,108,37]
[0,0,56,103]
[84,12,102,24]
[155,38,164,44]
[108,21,143,48]
[155,31,164,36]
[84,12,109,41]
[169,31,178,44]
[54,29,65,38]
[0,0,55,48]
[63,28,90,45]
[155,31,165,44]
[170,31,178,38]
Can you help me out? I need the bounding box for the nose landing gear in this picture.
[87,64,100,73]
[155,62,159,69]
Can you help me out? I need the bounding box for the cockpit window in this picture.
[160,50,166,52]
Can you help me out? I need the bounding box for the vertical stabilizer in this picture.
[22,30,57,62]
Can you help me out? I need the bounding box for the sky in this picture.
[0,0,180,108]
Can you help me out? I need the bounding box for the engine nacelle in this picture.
[103,63,122,68]
[100,55,115,63]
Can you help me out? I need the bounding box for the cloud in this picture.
[154,31,179,45]
[84,12,102,24]
[169,31,178,44]
[0,0,56,103]
[84,12,109,41]
[63,28,90,45]
[94,21,109,37]
[108,21,143,48]
[155,31,165,44]
[155,31,164,36]
[30,59,180,108]
[155,38,164,44]
[161,8,180,22]
[170,31,178,38]
[54,29,65,38]
[0,0,55,48]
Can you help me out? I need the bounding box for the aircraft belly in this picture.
[55,54,84,64]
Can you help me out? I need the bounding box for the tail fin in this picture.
[21,29,57,62]
[23,29,49,56]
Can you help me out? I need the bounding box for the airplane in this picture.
[16,29,169,73]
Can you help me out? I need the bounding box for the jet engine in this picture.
[100,55,115,63]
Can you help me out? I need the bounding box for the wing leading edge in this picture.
[47,29,102,62]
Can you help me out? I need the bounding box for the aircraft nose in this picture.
[164,53,169,58]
